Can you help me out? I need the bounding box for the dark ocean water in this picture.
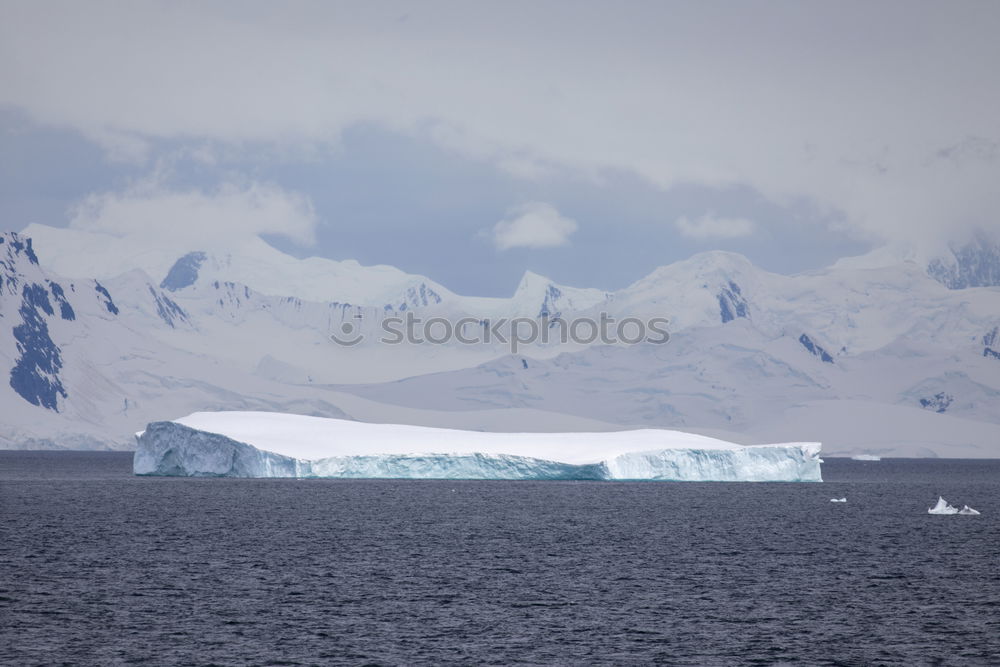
[1,453,998,666]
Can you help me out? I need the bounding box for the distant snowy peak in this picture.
[840,233,1000,289]
[18,224,608,319]
[14,224,1000,351]
[510,270,608,318]
[927,232,1000,289]
[830,239,1000,290]
[183,240,456,309]
[2,232,87,307]
[1,233,37,302]
[21,223,457,310]
[608,251,762,329]
[21,223,190,284]
[0,231,123,413]
[158,246,445,311]
[625,251,760,298]
[159,251,603,319]
[831,244,926,272]
[0,232,40,271]
[160,251,207,291]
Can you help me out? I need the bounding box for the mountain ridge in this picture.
[2,228,999,456]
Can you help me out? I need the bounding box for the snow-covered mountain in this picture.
[927,231,1000,289]
[0,230,618,447]
[2,227,999,457]
[0,232,360,448]
[23,222,452,310]
[22,222,605,317]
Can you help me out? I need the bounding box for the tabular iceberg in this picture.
[133,412,823,481]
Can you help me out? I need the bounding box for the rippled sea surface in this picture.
[1,453,999,666]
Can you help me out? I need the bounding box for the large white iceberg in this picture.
[133,412,823,481]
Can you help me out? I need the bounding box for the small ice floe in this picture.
[851,454,881,461]
[959,505,981,516]
[928,497,959,515]
[830,497,847,503]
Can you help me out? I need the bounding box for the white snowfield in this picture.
[133,411,824,481]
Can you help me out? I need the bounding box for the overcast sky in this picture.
[1,1,998,295]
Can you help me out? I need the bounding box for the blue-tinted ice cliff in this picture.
[134,412,823,482]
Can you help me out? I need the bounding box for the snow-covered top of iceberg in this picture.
[166,411,818,466]
[135,412,823,480]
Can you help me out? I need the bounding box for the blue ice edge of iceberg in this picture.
[133,421,824,482]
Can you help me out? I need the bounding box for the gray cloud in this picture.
[492,202,578,250]
[69,177,318,248]
[675,214,755,240]
[1,1,998,256]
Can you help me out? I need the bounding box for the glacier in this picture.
[133,411,823,481]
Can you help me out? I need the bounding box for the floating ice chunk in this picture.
[850,454,881,461]
[959,505,981,515]
[830,497,847,502]
[928,497,959,515]
[133,411,824,481]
